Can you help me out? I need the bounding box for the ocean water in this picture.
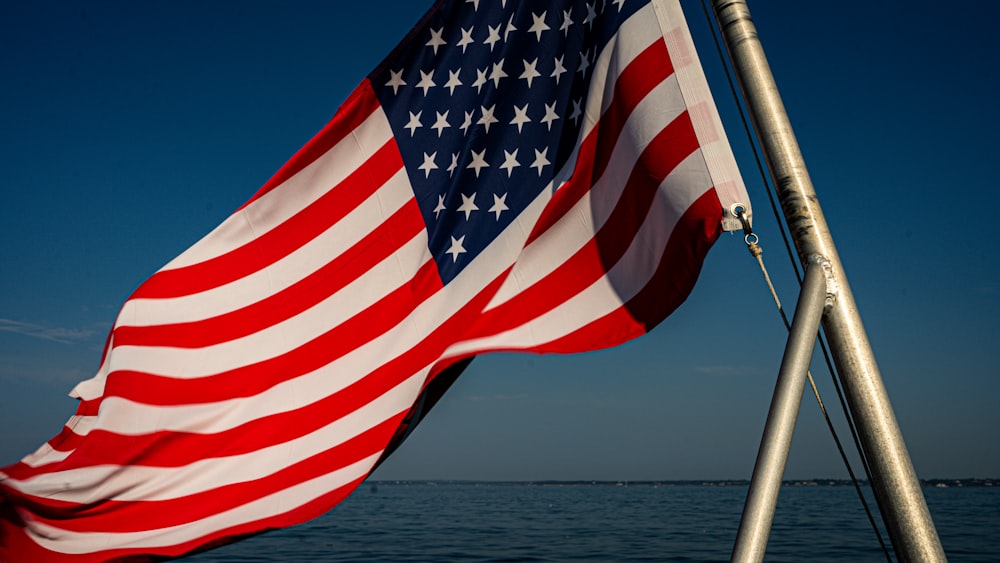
[186,482,999,562]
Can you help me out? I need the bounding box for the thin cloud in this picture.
[0,319,96,344]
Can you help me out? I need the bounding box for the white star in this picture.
[386,69,406,94]
[432,111,450,137]
[478,104,498,133]
[426,27,446,54]
[551,55,567,84]
[446,235,467,262]
[419,151,438,178]
[457,192,479,220]
[444,69,463,95]
[499,149,520,177]
[460,110,474,134]
[466,0,480,10]
[504,14,517,41]
[584,2,597,27]
[560,9,574,36]
[569,98,583,126]
[489,59,508,88]
[416,69,436,95]
[447,152,460,176]
[541,102,559,131]
[472,66,489,93]
[489,193,509,220]
[613,0,625,11]
[466,149,489,177]
[528,11,550,41]
[531,147,550,176]
[577,48,591,75]
[457,26,475,53]
[405,110,423,136]
[519,58,541,87]
[484,24,501,50]
[434,194,447,218]
[510,104,531,133]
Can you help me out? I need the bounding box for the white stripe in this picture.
[487,75,685,310]
[161,108,395,270]
[65,110,403,404]
[486,3,678,310]
[9,368,428,504]
[652,0,748,226]
[107,155,553,383]
[96,289,431,435]
[26,453,380,555]
[552,2,662,192]
[117,167,411,327]
[68,333,114,402]
[19,435,72,468]
[17,412,98,468]
[65,2,664,401]
[108,229,429,379]
[47,191,554,462]
[50,194,555,482]
[445,151,712,354]
[27,206,549,503]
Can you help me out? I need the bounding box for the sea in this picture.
[186,481,998,562]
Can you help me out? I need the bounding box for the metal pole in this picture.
[732,259,831,563]
[710,1,946,561]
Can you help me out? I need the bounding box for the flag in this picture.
[0,0,749,560]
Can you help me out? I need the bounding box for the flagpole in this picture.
[709,1,946,561]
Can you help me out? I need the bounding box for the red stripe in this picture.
[17,417,400,534]
[471,64,698,344]
[242,80,381,206]
[528,39,673,246]
[2,255,438,479]
[618,187,723,329]
[27,249,440,464]
[113,200,426,348]
[132,137,402,300]
[466,114,700,343]
[526,188,723,354]
[1,475,368,563]
[111,258,442,406]
[6,270,508,479]
[590,39,675,186]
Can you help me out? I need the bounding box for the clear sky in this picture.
[1,1,997,482]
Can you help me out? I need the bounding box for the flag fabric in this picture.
[0,0,749,560]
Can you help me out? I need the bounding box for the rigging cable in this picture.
[698,2,892,561]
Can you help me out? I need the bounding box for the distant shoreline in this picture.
[367,478,996,487]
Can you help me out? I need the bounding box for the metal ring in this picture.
[745,232,759,245]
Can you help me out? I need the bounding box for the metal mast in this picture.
[709,1,946,561]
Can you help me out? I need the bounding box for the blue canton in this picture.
[371,0,644,284]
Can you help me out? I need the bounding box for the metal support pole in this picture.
[732,259,830,563]
[711,2,946,561]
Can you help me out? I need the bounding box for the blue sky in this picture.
[1,1,997,482]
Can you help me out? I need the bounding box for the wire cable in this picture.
[699,2,893,560]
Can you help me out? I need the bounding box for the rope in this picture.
[698,1,894,558]
[738,214,892,563]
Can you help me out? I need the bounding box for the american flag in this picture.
[0,0,749,560]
